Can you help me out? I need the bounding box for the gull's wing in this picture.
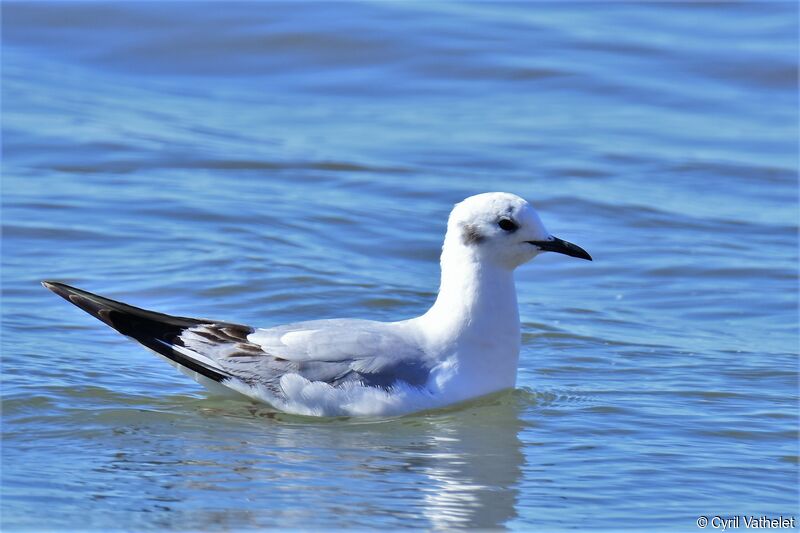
[182,319,431,394]
[246,319,422,362]
[42,282,432,402]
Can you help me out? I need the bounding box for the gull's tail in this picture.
[42,281,234,386]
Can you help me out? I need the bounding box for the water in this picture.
[2,2,798,530]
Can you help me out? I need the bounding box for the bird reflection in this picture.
[98,391,531,530]
[407,393,527,529]
[262,390,529,529]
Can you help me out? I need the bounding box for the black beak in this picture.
[527,236,592,261]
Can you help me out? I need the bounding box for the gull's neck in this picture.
[416,239,521,395]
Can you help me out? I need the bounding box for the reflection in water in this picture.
[94,392,530,529]
[409,397,526,529]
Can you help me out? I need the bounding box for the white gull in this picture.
[43,192,591,417]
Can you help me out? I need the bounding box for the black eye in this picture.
[498,218,518,232]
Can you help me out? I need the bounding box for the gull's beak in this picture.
[527,236,592,261]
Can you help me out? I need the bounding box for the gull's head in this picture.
[444,192,592,269]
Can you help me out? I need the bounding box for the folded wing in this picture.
[181,319,431,395]
[44,281,433,404]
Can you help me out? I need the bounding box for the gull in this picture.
[43,192,591,417]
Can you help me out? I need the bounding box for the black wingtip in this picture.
[42,280,231,383]
[42,280,94,302]
[42,280,103,318]
[42,280,72,299]
[42,280,201,329]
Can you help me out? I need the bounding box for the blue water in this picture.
[2,2,798,530]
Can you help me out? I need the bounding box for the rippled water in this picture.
[2,2,798,530]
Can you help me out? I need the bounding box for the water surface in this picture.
[2,2,798,530]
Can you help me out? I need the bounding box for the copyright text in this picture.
[697,515,796,530]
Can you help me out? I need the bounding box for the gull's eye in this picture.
[498,218,518,232]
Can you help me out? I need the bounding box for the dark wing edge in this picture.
[42,280,247,384]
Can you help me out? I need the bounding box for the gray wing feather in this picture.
[178,320,431,396]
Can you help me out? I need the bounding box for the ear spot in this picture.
[462,224,485,245]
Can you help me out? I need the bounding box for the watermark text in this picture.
[697,515,796,530]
